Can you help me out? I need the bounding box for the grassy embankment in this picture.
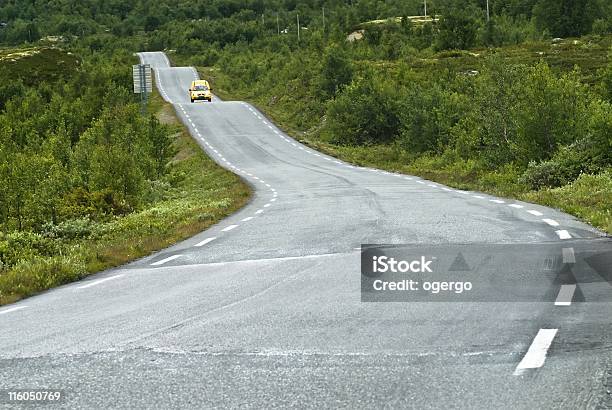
[194,36,611,234]
[0,49,250,305]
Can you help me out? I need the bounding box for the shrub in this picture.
[324,74,401,146]
[320,45,353,98]
[435,7,479,51]
[58,188,132,220]
[41,217,97,240]
[398,84,466,154]
[520,160,569,190]
[0,231,59,267]
[592,19,611,35]
[520,135,610,190]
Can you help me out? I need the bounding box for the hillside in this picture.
[193,31,612,233]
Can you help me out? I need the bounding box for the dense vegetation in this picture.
[0,47,249,304]
[0,49,174,232]
[0,0,611,303]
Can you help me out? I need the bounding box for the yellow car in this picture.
[189,80,213,103]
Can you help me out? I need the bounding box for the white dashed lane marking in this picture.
[555,284,576,306]
[542,219,560,227]
[255,209,264,214]
[527,210,544,216]
[514,329,558,375]
[78,274,125,289]
[195,237,216,247]
[556,230,572,240]
[151,255,182,266]
[242,217,254,222]
[222,225,238,232]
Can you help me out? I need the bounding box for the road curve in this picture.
[0,52,610,409]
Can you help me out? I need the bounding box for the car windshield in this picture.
[194,85,208,91]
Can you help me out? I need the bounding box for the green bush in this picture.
[520,160,570,190]
[0,231,59,267]
[520,132,611,190]
[320,45,353,99]
[41,217,97,240]
[399,84,466,154]
[57,188,132,220]
[435,6,479,51]
[592,19,611,35]
[324,74,401,146]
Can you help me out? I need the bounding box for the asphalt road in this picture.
[1,51,611,409]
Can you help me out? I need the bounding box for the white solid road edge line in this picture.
[555,284,577,306]
[151,254,182,266]
[513,329,558,375]
[0,306,28,315]
[195,237,217,247]
[78,274,125,289]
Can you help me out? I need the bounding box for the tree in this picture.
[533,0,600,37]
[513,63,591,163]
[325,73,401,146]
[320,45,353,98]
[435,8,479,50]
[399,83,466,154]
[451,57,522,165]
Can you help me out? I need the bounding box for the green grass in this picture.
[0,88,251,306]
[522,172,612,233]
